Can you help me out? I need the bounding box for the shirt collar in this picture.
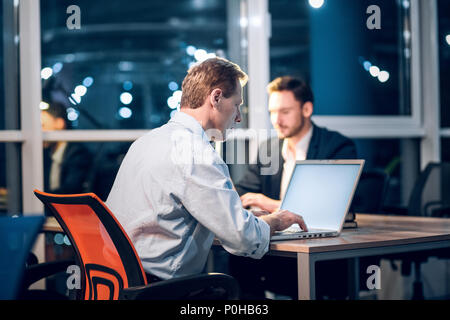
[281,126,313,161]
[169,111,209,142]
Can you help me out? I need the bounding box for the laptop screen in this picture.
[280,162,362,231]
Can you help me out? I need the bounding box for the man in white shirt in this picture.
[106,58,307,281]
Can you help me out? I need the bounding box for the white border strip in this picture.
[42,130,149,142]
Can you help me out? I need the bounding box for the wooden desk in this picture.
[269,214,450,300]
[43,214,450,300]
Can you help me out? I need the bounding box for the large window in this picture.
[0,1,21,216]
[0,0,445,219]
[0,143,22,215]
[0,2,446,293]
[269,0,412,116]
[0,0,20,130]
[39,0,249,204]
[40,0,232,130]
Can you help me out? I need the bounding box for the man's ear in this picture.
[209,88,222,109]
[302,101,313,118]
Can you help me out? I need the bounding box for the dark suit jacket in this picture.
[235,122,357,200]
[44,143,92,194]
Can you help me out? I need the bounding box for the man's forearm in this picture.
[266,199,281,213]
[259,214,280,236]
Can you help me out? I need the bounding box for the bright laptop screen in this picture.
[281,162,361,231]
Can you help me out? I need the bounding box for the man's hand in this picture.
[259,209,308,235]
[240,193,281,213]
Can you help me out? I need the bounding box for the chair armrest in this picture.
[22,259,75,289]
[120,273,239,300]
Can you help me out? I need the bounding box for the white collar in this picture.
[51,142,68,163]
[170,111,210,143]
[281,126,313,161]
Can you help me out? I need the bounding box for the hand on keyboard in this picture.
[283,224,304,233]
[259,209,308,235]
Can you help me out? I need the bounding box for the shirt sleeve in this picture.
[179,143,270,259]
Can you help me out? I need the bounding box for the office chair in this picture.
[382,162,450,299]
[33,190,239,300]
[351,169,389,214]
[406,162,450,217]
[0,215,44,299]
[382,162,450,217]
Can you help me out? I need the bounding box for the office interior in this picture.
[0,0,449,300]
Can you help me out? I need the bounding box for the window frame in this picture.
[243,0,440,168]
[0,0,444,213]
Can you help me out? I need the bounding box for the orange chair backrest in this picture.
[34,190,147,300]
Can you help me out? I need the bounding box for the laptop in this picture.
[271,160,364,241]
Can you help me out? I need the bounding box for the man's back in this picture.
[106,112,270,280]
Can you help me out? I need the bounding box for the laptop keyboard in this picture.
[283,224,304,233]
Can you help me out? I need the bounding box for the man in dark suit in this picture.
[230,76,357,299]
[41,102,92,195]
[236,76,356,210]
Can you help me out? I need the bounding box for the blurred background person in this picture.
[41,102,92,195]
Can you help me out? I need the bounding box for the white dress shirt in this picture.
[106,111,270,280]
[49,142,68,191]
[279,127,313,200]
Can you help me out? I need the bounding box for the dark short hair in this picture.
[267,76,314,105]
[43,102,70,129]
[181,57,248,109]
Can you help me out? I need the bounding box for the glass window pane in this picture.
[269,0,411,116]
[438,0,450,127]
[0,143,22,216]
[0,0,20,130]
[40,0,232,130]
[42,141,131,201]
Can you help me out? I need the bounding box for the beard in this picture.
[277,116,305,139]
